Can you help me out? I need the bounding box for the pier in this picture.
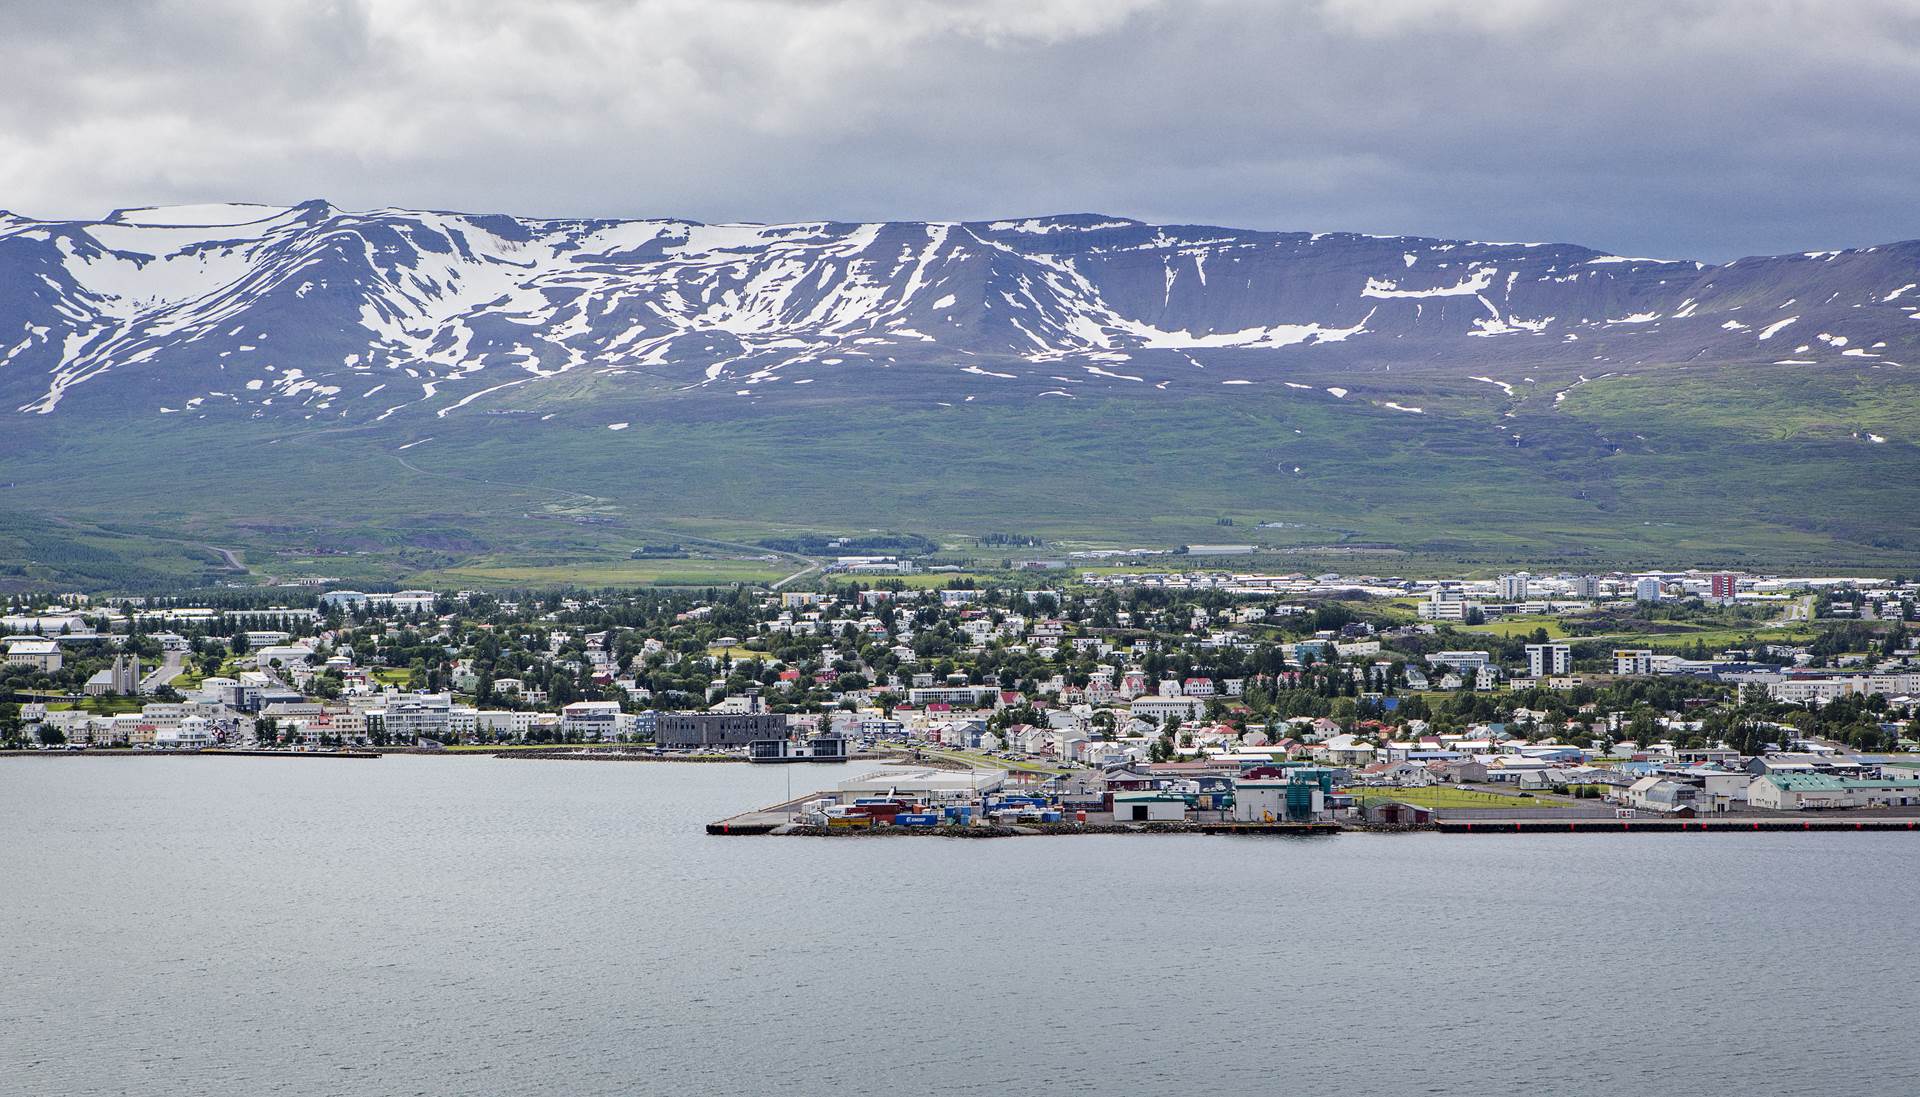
[1439,817,1920,834]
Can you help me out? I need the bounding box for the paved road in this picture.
[139,651,186,695]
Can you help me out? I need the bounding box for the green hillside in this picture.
[3,363,1917,591]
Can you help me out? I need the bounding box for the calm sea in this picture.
[4,756,1917,1097]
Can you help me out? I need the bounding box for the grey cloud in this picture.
[3,0,1918,258]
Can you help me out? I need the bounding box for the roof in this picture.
[1760,772,1848,791]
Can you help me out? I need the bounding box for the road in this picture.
[772,559,823,590]
[140,650,186,695]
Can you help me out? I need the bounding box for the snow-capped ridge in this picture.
[6,201,1920,418]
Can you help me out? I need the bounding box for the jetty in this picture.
[1440,816,1920,834]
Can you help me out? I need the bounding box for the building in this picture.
[1231,772,1336,822]
[1635,578,1664,602]
[1417,588,1472,621]
[1427,651,1492,671]
[654,711,789,748]
[1765,672,1920,707]
[1710,573,1738,601]
[1747,772,1851,810]
[1614,649,1655,676]
[154,718,215,749]
[368,693,452,743]
[1625,777,1703,814]
[560,700,628,741]
[1841,776,1920,808]
[747,736,849,763]
[1526,643,1571,678]
[905,685,1000,707]
[384,590,439,614]
[1112,791,1190,822]
[1498,573,1531,601]
[834,766,1005,803]
[84,654,140,697]
[1130,695,1206,723]
[4,639,63,672]
[474,709,536,739]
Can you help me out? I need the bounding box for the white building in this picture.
[1417,589,1473,621]
[1130,695,1206,723]
[1428,651,1492,671]
[369,693,452,742]
[4,639,62,671]
[1526,643,1571,678]
[561,700,628,741]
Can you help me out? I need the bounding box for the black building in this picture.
[653,711,789,748]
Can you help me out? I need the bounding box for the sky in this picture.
[4,0,1919,260]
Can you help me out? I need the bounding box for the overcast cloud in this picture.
[4,0,1919,259]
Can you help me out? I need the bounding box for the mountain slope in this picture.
[5,202,1919,423]
[4,202,1920,589]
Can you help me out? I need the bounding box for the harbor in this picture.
[705,761,1920,838]
[707,762,1358,836]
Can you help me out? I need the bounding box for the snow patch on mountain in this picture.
[5,203,1919,420]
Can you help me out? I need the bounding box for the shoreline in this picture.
[0,747,908,764]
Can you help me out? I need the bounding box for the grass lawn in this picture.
[1349,785,1573,810]
[48,697,145,715]
[415,557,792,588]
[1459,615,1572,639]
[1590,623,1822,650]
[371,668,413,687]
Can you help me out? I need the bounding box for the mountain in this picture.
[4,201,1918,421]
[3,201,1919,590]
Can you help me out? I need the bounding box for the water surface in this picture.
[4,756,1915,1096]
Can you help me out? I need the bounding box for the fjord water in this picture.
[4,757,1916,1097]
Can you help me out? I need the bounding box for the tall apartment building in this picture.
[1526,643,1571,677]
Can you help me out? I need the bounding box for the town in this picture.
[5,567,1919,833]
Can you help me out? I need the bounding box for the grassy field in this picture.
[1590,623,1822,650]
[415,558,793,588]
[1458,615,1573,639]
[4,361,1920,591]
[47,697,145,715]
[1350,786,1574,810]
